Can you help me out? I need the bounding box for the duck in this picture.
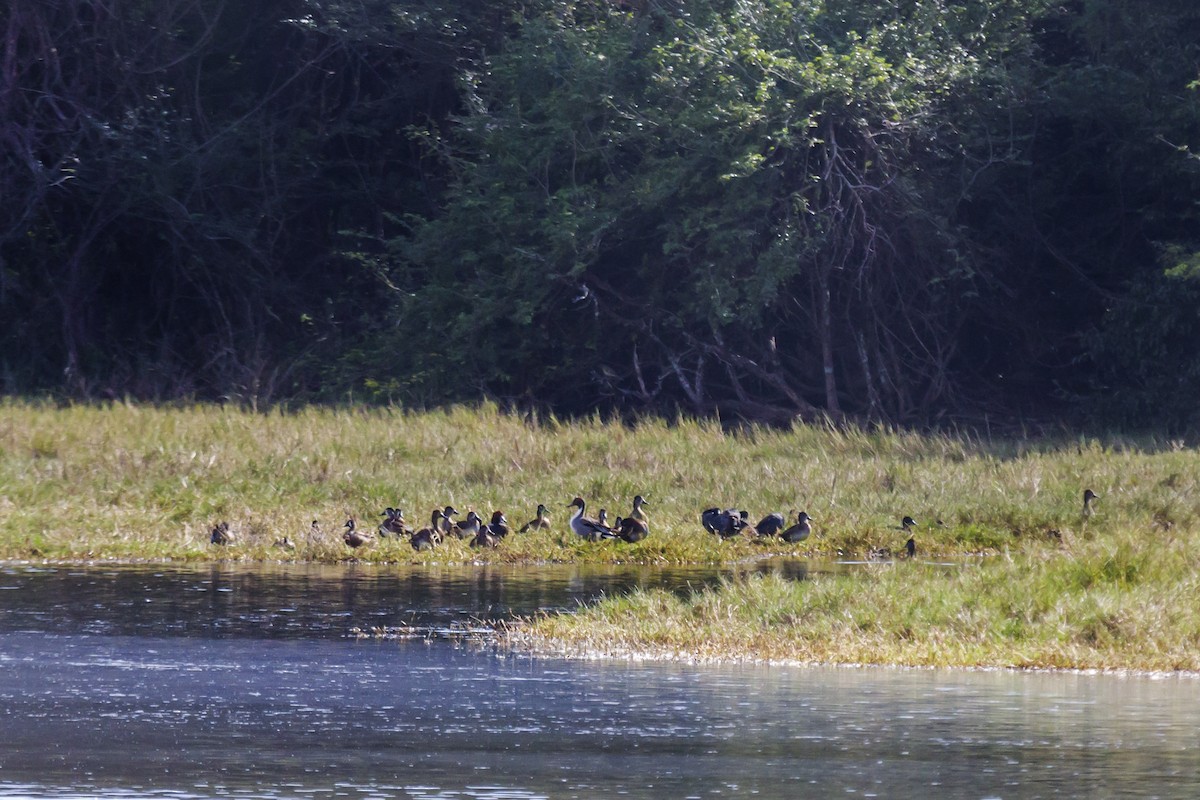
[519,504,551,533]
[900,515,917,559]
[411,509,445,552]
[308,520,322,540]
[470,526,500,548]
[701,507,748,539]
[1082,489,1099,519]
[609,495,650,543]
[754,512,786,537]
[343,519,371,549]
[451,510,483,539]
[780,511,813,543]
[273,536,296,551]
[378,507,411,538]
[439,506,460,536]
[486,510,510,539]
[568,497,612,541]
[210,521,233,545]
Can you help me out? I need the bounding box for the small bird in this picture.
[1082,489,1100,519]
[411,509,445,552]
[439,506,460,536]
[486,510,510,539]
[754,512,786,537]
[701,508,748,538]
[379,507,411,538]
[900,515,917,559]
[519,504,551,533]
[780,511,813,543]
[452,511,483,539]
[568,497,612,541]
[210,521,233,545]
[343,519,370,549]
[609,495,650,543]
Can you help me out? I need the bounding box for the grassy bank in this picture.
[4,399,1199,670]
[1,399,1196,565]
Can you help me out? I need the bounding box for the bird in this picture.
[343,519,370,549]
[210,521,233,545]
[307,520,322,541]
[754,512,786,537]
[379,507,411,538]
[273,536,296,551]
[519,503,551,533]
[780,511,813,543]
[411,509,445,552]
[486,510,510,539]
[568,497,612,541]
[597,509,609,528]
[451,510,483,539]
[614,494,652,544]
[439,506,460,536]
[470,526,500,548]
[1082,489,1100,519]
[900,515,917,559]
[701,507,748,538]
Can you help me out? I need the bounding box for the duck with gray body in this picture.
[780,511,813,543]
[702,507,748,538]
[755,513,786,537]
[568,497,612,541]
[343,519,370,549]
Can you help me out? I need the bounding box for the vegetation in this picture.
[2,1,1200,427]
[5,400,1200,670]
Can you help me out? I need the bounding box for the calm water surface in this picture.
[0,563,1197,799]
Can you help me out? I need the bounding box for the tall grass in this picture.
[1,399,1197,570]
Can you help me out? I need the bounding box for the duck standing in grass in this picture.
[755,512,786,537]
[439,506,460,537]
[702,507,748,539]
[411,509,445,552]
[379,508,411,538]
[1082,489,1100,519]
[343,519,371,549]
[780,511,813,543]
[568,497,611,541]
[519,504,551,533]
[470,525,500,549]
[486,510,510,539]
[210,521,233,545]
[452,511,483,539]
[901,515,917,559]
[612,495,650,543]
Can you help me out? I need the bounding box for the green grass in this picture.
[4,399,1200,670]
[0,399,1196,566]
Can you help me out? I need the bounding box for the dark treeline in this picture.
[2,0,1199,427]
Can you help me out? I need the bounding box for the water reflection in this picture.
[0,562,735,639]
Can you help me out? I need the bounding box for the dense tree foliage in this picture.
[2,0,1198,427]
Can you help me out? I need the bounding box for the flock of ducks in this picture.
[209,489,1102,558]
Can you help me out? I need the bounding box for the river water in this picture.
[0,563,1197,798]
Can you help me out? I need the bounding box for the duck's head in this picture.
[569,497,586,510]
[901,515,917,528]
[632,495,648,509]
[797,511,812,523]
[491,510,507,525]
[1083,489,1099,502]
[465,510,482,523]
[344,518,356,531]
[443,506,459,518]
[537,503,549,517]
[431,508,444,524]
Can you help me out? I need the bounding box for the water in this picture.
[1,563,1197,798]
